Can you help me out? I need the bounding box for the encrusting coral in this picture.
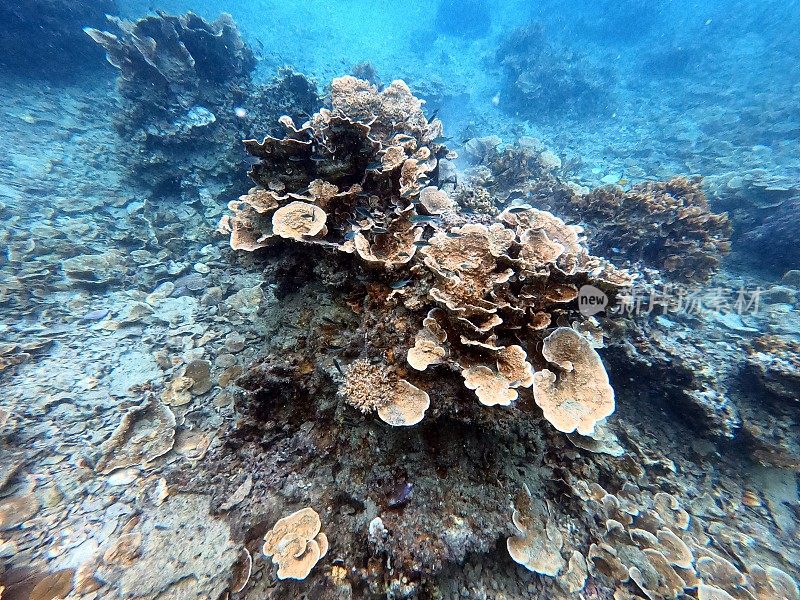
[221,76,633,436]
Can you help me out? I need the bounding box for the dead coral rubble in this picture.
[221,76,632,435]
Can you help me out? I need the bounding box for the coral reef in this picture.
[207,77,800,598]
[221,76,633,433]
[2,15,799,599]
[496,23,615,117]
[0,0,116,77]
[86,12,319,202]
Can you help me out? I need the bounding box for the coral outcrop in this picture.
[463,139,732,284]
[221,76,632,433]
[87,12,319,202]
[566,178,732,284]
[211,77,797,598]
[496,23,615,117]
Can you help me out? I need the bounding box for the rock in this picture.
[108,351,162,397]
[780,270,800,288]
[95,395,176,475]
[214,353,237,369]
[184,359,212,395]
[201,287,224,306]
[62,251,124,286]
[0,492,40,530]
[761,285,797,305]
[92,494,238,599]
[224,333,246,353]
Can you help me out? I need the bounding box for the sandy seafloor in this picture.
[1,2,800,599]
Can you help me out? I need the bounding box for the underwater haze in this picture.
[1,0,799,599]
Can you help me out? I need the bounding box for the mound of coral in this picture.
[495,23,616,117]
[462,137,732,284]
[220,75,632,433]
[87,12,319,202]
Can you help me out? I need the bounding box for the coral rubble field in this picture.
[0,2,799,600]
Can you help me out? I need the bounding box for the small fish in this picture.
[343,231,357,241]
[506,205,532,213]
[388,482,413,508]
[432,135,452,144]
[365,161,383,171]
[81,309,109,322]
[333,358,345,376]
[400,188,417,199]
[390,279,412,289]
[409,215,440,224]
[310,155,328,163]
[397,252,411,258]
[371,227,388,234]
[427,108,440,120]
[355,206,372,218]
[618,178,629,185]
[445,232,464,239]
[412,240,430,248]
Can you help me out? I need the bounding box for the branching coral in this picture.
[340,359,430,427]
[222,76,633,436]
